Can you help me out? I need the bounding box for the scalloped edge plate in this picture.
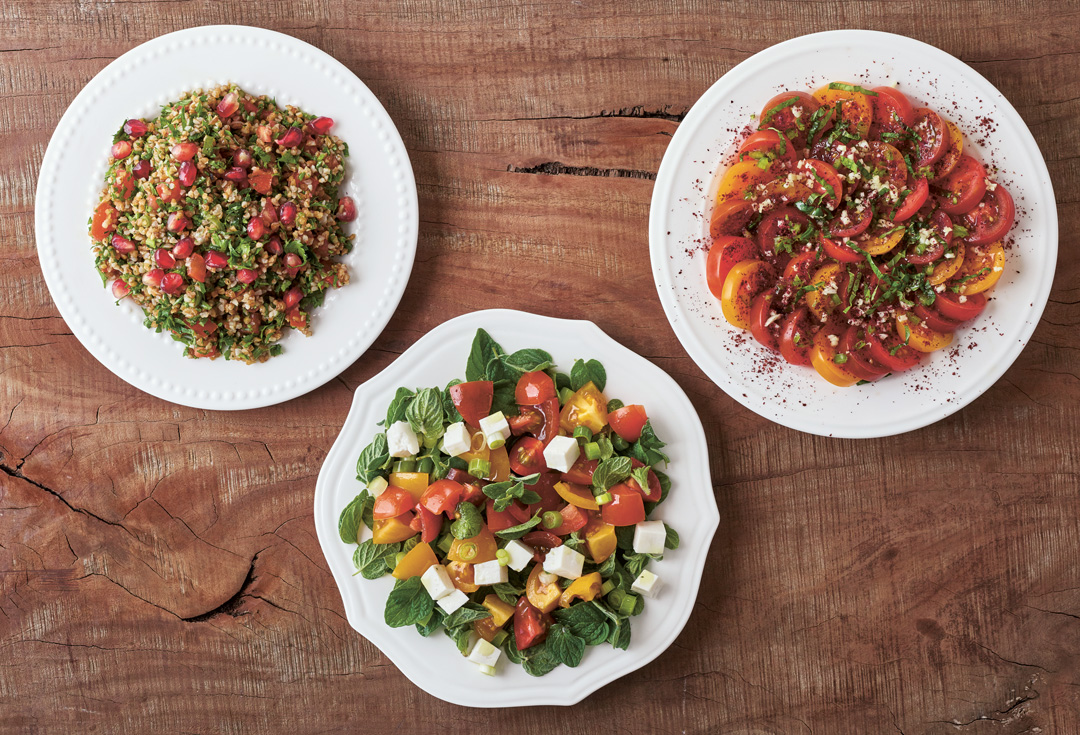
[650,30,1058,438]
[313,309,718,707]
[35,25,418,410]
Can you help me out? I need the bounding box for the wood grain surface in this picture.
[2,1,1079,732]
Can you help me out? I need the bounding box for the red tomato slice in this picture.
[627,459,662,502]
[514,597,549,650]
[799,159,843,209]
[449,381,493,426]
[963,183,1015,246]
[710,199,755,239]
[509,436,547,475]
[549,504,589,536]
[562,457,598,485]
[414,504,441,543]
[889,177,929,222]
[756,206,811,259]
[866,326,921,373]
[905,209,953,265]
[840,326,887,382]
[738,129,797,166]
[778,306,814,366]
[758,91,820,150]
[373,487,415,519]
[534,398,560,446]
[783,251,821,284]
[914,303,962,333]
[911,108,949,167]
[749,291,780,351]
[522,531,563,559]
[508,407,543,436]
[934,292,987,322]
[601,484,647,526]
[935,155,986,215]
[608,405,648,443]
[486,499,517,532]
[869,86,915,135]
[706,236,759,299]
[419,479,463,516]
[515,371,556,406]
[828,205,873,238]
[820,235,863,264]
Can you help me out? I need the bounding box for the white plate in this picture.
[35,25,418,410]
[313,309,718,707]
[649,30,1058,438]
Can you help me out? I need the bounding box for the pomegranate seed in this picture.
[167,212,190,232]
[265,236,283,255]
[111,279,131,299]
[217,92,239,118]
[171,142,198,162]
[260,199,278,225]
[123,119,148,138]
[283,266,300,279]
[247,218,266,241]
[178,160,197,187]
[132,160,152,179]
[278,201,297,227]
[241,98,258,114]
[233,148,253,169]
[223,167,247,183]
[111,140,132,159]
[337,196,357,222]
[307,116,334,134]
[187,252,206,283]
[154,249,176,269]
[111,234,136,253]
[172,237,194,259]
[257,125,273,144]
[161,272,185,295]
[284,253,302,268]
[283,287,303,309]
[204,251,228,269]
[274,127,303,148]
[143,268,165,287]
[236,268,258,284]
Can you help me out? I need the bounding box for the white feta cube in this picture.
[542,544,584,579]
[631,569,662,599]
[466,638,502,668]
[437,588,469,615]
[542,435,580,473]
[387,420,420,458]
[633,520,666,556]
[367,476,389,498]
[473,559,508,586]
[502,539,535,572]
[420,564,455,600]
[441,421,472,457]
[478,412,511,448]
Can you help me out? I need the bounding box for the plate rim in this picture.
[649,28,1059,439]
[33,24,419,411]
[312,308,719,707]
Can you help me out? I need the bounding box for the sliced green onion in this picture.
[618,592,639,616]
[458,542,478,561]
[611,435,630,452]
[583,441,601,460]
[477,664,496,676]
[542,511,562,529]
[417,457,435,474]
[488,437,505,450]
[491,630,509,647]
[573,426,592,441]
[600,579,616,596]
[393,458,417,473]
[468,458,491,479]
[595,491,613,505]
[607,588,626,608]
[495,549,510,566]
[558,387,574,405]
[437,535,453,554]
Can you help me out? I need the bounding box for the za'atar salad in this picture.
[338,329,676,676]
[706,81,1015,386]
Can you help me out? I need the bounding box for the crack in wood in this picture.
[506,161,656,180]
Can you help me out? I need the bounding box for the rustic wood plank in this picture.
[2,0,1079,732]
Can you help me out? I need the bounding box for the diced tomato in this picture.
[509,436,547,475]
[156,180,183,203]
[419,479,463,516]
[508,408,543,436]
[548,504,589,536]
[515,371,556,405]
[522,531,562,560]
[90,201,118,241]
[534,398,560,446]
[561,457,599,485]
[608,405,648,442]
[373,486,414,519]
[514,597,549,650]
[449,381,493,426]
[529,471,566,513]
[626,459,662,502]
[486,499,517,532]
[601,484,647,526]
[414,504,441,543]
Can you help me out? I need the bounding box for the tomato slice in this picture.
[783,251,821,284]
[486,499,517,532]
[738,129,797,167]
[721,259,775,330]
[866,325,922,372]
[508,407,542,436]
[562,457,598,486]
[509,436,547,475]
[935,155,986,215]
[756,206,811,260]
[869,86,915,136]
[809,326,861,387]
[820,235,863,264]
[419,479,463,516]
[799,159,843,209]
[627,458,662,502]
[608,405,648,443]
[914,303,962,333]
[548,504,589,536]
[749,291,780,351]
[889,177,929,222]
[515,371,556,406]
[449,381,494,426]
[779,306,814,366]
[905,209,953,265]
[911,108,949,167]
[840,325,887,382]
[706,236,759,299]
[373,487,415,520]
[930,120,964,181]
[934,292,987,322]
[710,199,755,239]
[600,484,646,526]
[414,504,441,544]
[534,398,560,446]
[828,205,872,238]
[963,184,1015,246]
[514,596,550,650]
[522,531,563,560]
[759,91,820,150]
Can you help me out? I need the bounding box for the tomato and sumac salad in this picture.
[337,329,676,676]
[705,81,1015,386]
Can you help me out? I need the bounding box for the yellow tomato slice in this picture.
[372,516,417,545]
[926,243,965,285]
[860,225,905,256]
[813,82,873,138]
[488,445,511,481]
[716,159,775,203]
[896,315,953,353]
[389,472,429,501]
[526,564,562,613]
[721,259,773,329]
[482,594,515,626]
[953,241,1005,295]
[584,519,617,563]
[555,481,599,510]
[447,527,498,564]
[559,382,608,433]
[810,329,860,387]
[804,263,845,323]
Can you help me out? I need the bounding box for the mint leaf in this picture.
[570,358,607,392]
[664,523,679,550]
[503,348,554,376]
[630,420,669,467]
[553,602,611,646]
[630,465,651,496]
[545,624,586,668]
[592,456,632,492]
[496,512,543,540]
[406,387,444,444]
[338,490,372,543]
[444,622,475,654]
[415,608,445,637]
[466,329,504,382]
[493,581,524,606]
[352,539,398,579]
[442,379,463,424]
[451,501,483,540]
[384,387,415,427]
[384,577,435,628]
[356,433,390,484]
[521,643,560,677]
[443,603,490,630]
[482,473,541,512]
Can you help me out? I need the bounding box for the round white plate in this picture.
[649,30,1058,438]
[35,25,418,410]
[314,309,718,707]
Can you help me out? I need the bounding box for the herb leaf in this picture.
[496,512,543,540]
[552,602,612,645]
[384,577,435,628]
[592,456,632,492]
[545,624,586,668]
[570,358,607,392]
[352,539,399,579]
[356,433,390,484]
[338,490,373,543]
[466,328,505,382]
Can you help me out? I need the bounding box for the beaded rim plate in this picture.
[35,25,418,410]
[313,310,718,707]
[649,30,1058,438]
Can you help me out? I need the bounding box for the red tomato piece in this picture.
[828,205,873,238]
[414,504,441,543]
[869,86,915,136]
[419,479,463,516]
[522,531,563,559]
[561,457,599,486]
[373,487,415,520]
[758,91,821,150]
[756,206,811,260]
[820,235,863,263]
[627,459,663,502]
[514,597,549,650]
[911,108,949,167]
[601,484,646,526]
[779,307,815,367]
[508,407,543,436]
[905,209,953,265]
[510,436,548,475]
[608,405,648,443]
[963,183,1015,246]
[865,326,922,373]
[839,325,888,382]
[890,177,929,223]
[449,381,494,426]
[705,236,759,300]
[935,155,986,215]
[749,291,781,352]
[709,199,755,240]
[799,159,843,209]
[914,303,962,333]
[548,504,589,536]
[515,371,556,406]
[486,499,517,532]
[738,129,797,166]
[934,292,987,322]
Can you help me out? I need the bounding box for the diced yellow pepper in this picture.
[482,594,515,626]
[554,481,599,510]
[391,541,438,580]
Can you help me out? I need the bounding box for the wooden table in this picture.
[2,1,1078,732]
